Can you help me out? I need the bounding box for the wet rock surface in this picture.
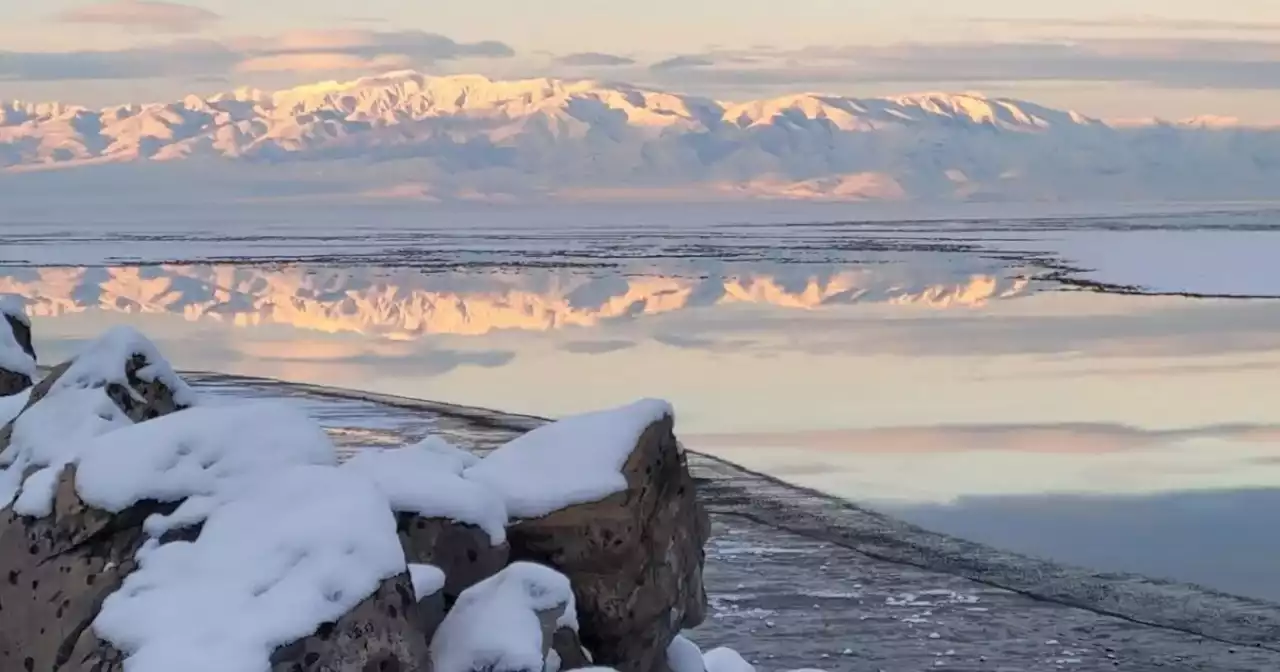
[193,374,1280,672]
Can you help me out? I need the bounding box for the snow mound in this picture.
[465,399,672,519]
[0,386,132,514]
[409,563,447,601]
[93,464,405,672]
[410,435,482,472]
[703,648,756,672]
[432,561,578,672]
[51,325,197,407]
[665,634,706,670]
[0,388,28,425]
[0,295,30,327]
[0,296,34,378]
[668,635,707,672]
[343,444,508,544]
[74,402,338,535]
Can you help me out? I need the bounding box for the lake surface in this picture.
[4,202,1280,600]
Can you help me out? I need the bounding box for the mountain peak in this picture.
[1,72,1274,203]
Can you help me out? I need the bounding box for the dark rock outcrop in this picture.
[398,514,510,608]
[0,312,34,396]
[5,312,35,363]
[504,415,711,672]
[414,582,449,649]
[552,627,594,671]
[0,367,29,398]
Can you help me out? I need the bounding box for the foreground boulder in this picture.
[466,400,711,672]
[0,327,196,671]
[0,466,180,671]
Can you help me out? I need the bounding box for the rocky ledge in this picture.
[0,314,746,672]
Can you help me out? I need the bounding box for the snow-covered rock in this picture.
[466,399,674,519]
[347,443,511,603]
[0,321,721,672]
[0,326,196,514]
[93,464,408,672]
[432,561,579,672]
[0,327,200,672]
[469,400,710,672]
[345,443,507,542]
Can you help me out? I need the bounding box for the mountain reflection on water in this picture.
[0,263,1030,339]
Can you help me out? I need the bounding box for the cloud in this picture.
[0,30,515,82]
[230,30,514,60]
[0,41,237,81]
[966,16,1280,34]
[556,52,636,67]
[56,0,220,33]
[650,55,716,71]
[641,38,1280,91]
[235,53,413,74]
[559,340,638,354]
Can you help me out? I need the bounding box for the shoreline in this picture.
[185,370,1280,653]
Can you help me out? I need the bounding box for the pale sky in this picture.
[3,0,1280,120]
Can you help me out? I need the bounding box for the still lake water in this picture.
[5,202,1280,600]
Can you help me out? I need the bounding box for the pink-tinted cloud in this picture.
[56,0,220,34]
[0,30,514,81]
[234,53,413,74]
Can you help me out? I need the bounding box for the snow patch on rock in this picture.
[0,388,29,425]
[465,399,672,519]
[409,564,447,601]
[668,634,708,672]
[343,443,508,544]
[703,648,756,672]
[0,386,132,512]
[93,464,405,672]
[75,402,338,534]
[432,561,578,672]
[53,326,197,407]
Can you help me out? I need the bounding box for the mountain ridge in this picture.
[3,72,1279,202]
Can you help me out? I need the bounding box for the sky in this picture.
[2,0,1280,120]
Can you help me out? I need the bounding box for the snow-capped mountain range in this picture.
[3,72,1278,202]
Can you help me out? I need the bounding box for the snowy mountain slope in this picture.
[3,72,1279,201]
